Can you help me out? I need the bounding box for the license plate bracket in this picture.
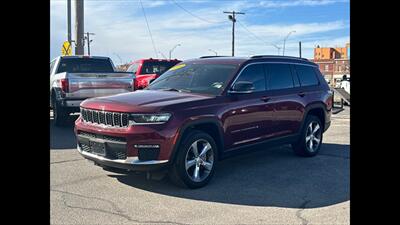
[89,141,106,156]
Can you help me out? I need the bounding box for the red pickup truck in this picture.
[127,58,181,90]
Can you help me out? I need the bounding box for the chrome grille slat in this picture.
[80,108,129,128]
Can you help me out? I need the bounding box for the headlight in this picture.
[129,113,171,124]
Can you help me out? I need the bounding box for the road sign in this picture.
[61,41,72,56]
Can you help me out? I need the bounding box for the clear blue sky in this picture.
[51,0,349,64]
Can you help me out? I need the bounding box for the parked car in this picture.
[75,55,333,188]
[50,56,135,126]
[126,58,181,90]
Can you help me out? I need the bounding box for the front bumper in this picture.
[75,116,179,171]
[77,145,169,171]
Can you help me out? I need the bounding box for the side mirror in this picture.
[229,81,255,94]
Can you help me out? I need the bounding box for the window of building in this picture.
[325,65,329,71]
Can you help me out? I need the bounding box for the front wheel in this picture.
[168,130,218,189]
[292,115,323,157]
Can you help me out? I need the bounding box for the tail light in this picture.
[60,78,69,93]
[133,78,138,91]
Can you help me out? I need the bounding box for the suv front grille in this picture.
[78,131,126,143]
[81,108,129,128]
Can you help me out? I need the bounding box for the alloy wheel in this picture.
[305,121,322,152]
[185,139,214,182]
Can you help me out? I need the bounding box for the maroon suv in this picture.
[75,55,333,188]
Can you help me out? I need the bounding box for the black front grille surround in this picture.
[80,108,129,128]
[78,131,126,143]
[78,131,127,160]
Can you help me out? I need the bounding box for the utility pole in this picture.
[67,0,72,44]
[299,41,302,58]
[223,11,245,56]
[84,32,95,56]
[75,0,85,55]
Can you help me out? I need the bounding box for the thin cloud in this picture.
[50,0,349,62]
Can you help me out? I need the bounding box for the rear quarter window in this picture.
[295,65,319,86]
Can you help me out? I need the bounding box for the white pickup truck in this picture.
[50,56,135,126]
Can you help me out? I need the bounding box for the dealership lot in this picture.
[50,108,349,225]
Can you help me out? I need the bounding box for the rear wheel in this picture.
[169,130,217,189]
[292,115,323,157]
[53,98,69,126]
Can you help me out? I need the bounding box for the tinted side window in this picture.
[295,65,319,86]
[235,64,266,92]
[266,64,294,90]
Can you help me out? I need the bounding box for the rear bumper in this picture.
[77,145,169,171]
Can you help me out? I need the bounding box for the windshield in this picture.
[147,63,238,95]
[57,58,114,73]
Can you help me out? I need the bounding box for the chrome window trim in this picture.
[228,61,317,93]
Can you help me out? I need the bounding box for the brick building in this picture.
[312,43,350,86]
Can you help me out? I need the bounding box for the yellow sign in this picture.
[169,64,186,71]
[61,41,72,56]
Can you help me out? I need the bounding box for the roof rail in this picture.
[250,55,309,61]
[199,55,231,59]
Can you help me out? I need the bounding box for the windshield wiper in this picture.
[160,88,191,93]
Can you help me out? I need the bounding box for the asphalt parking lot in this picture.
[50,108,350,225]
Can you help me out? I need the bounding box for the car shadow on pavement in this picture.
[109,143,349,209]
[50,114,79,150]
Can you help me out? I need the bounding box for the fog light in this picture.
[134,144,160,161]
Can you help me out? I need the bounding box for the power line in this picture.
[237,20,279,50]
[170,0,224,24]
[139,0,158,58]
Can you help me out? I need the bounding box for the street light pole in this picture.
[84,32,95,56]
[271,44,281,55]
[169,44,181,60]
[282,30,296,56]
[208,49,218,56]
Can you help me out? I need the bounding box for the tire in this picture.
[168,130,218,189]
[53,98,69,126]
[292,115,323,157]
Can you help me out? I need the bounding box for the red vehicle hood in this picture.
[80,90,213,113]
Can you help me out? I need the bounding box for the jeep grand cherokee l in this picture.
[75,55,333,188]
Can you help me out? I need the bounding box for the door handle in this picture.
[261,96,270,102]
[298,92,306,97]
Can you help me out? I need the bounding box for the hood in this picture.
[80,90,213,113]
